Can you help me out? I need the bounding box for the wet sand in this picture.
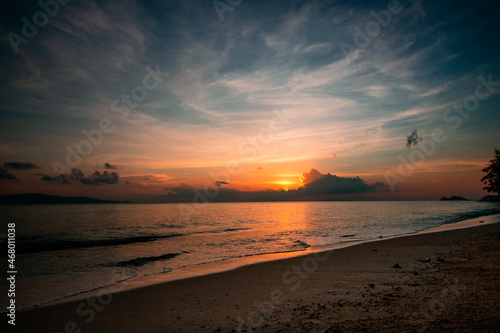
[9,222,500,332]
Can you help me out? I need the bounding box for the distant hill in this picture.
[440,196,468,201]
[0,193,131,205]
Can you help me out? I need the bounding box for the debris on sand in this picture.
[417,257,431,263]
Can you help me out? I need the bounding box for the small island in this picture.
[439,196,468,201]
[480,195,500,202]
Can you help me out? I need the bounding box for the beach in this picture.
[9,220,499,332]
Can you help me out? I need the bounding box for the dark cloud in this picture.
[165,183,249,203]
[40,174,70,184]
[41,175,57,182]
[70,169,85,181]
[3,162,41,170]
[57,168,120,185]
[170,185,248,203]
[299,169,387,195]
[214,180,230,186]
[0,168,17,180]
[172,183,193,189]
[57,174,70,184]
[301,168,324,184]
[406,129,422,148]
[165,183,195,198]
[104,163,118,170]
[91,171,119,185]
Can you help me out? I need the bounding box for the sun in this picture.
[271,178,302,191]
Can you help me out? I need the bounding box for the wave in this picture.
[109,252,184,267]
[197,227,253,235]
[221,227,252,232]
[435,207,500,226]
[1,273,137,314]
[293,240,310,248]
[14,233,185,254]
[9,227,254,255]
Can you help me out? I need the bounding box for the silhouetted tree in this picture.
[481,148,500,194]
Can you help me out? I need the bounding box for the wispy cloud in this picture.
[0,168,17,180]
[3,161,41,170]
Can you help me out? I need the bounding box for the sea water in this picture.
[1,201,499,310]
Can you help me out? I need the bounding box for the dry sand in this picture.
[9,222,500,332]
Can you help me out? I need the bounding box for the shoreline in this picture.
[10,215,500,332]
[16,212,500,312]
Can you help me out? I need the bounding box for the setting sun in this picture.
[271,180,299,191]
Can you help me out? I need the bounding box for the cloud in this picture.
[3,162,41,170]
[90,171,120,185]
[214,180,230,187]
[57,174,71,184]
[165,183,195,198]
[104,163,118,170]
[301,168,325,185]
[406,129,422,148]
[65,168,120,185]
[70,169,85,181]
[0,168,17,180]
[40,174,70,184]
[1,0,496,200]
[165,183,249,202]
[41,175,57,182]
[298,169,387,195]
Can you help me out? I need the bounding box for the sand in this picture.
[9,222,500,332]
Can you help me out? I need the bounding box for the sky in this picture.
[0,0,499,202]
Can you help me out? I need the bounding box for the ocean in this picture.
[1,201,499,310]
